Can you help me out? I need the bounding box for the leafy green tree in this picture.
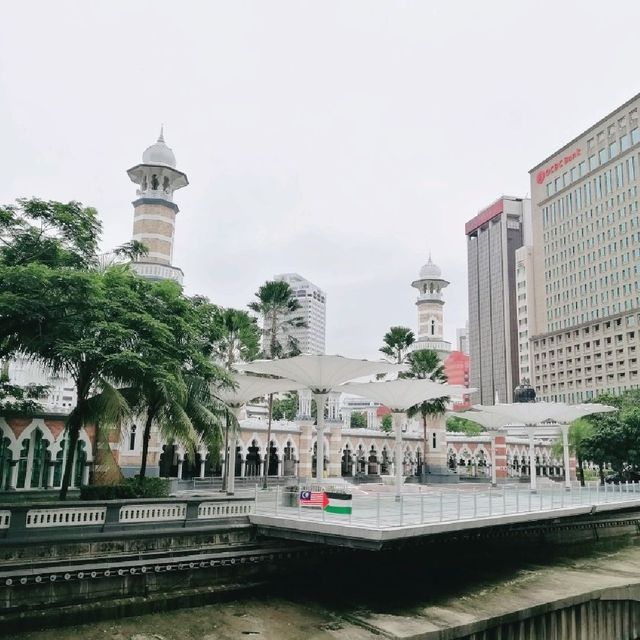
[0,199,187,499]
[350,411,367,429]
[580,391,640,483]
[0,377,48,416]
[272,392,298,421]
[379,326,415,365]
[249,280,306,486]
[380,414,393,433]
[405,349,449,476]
[446,415,483,436]
[0,264,159,498]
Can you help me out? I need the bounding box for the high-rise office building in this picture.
[273,273,326,354]
[529,94,640,401]
[466,196,531,404]
[456,324,469,354]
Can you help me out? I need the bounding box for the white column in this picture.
[46,462,55,489]
[314,393,328,481]
[392,411,404,500]
[8,462,18,490]
[490,434,497,487]
[351,456,356,476]
[227,406,242,495]
[528,429,537,492]
[82,463,90,486]
[199,456,206,479]
[177,458,183,480]
[561,425,571,490]
[277,458,283,477]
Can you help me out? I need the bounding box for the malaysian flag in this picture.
[299,490,328,508]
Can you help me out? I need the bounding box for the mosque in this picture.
[0,132,567,491]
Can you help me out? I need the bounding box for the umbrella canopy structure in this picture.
[341,378,469,498]
[213,373,306,494]
[235,355,406,481]
[470,402,616,491]
[236,354,406,393]
[214,373,306,407]
[341,378,468,412]
[472,402,615,426]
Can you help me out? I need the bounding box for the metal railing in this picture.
[252,481,640,529]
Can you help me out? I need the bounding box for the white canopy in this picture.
[235,354,406,392]
[447,410,525,431]
[340,378,468,412]
[471,402,616,425]
[213,373,305,407]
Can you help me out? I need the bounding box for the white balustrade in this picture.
[119,504,186,524]
[26,507,106,528]
[198,501,254,519]
[0,510,10,529]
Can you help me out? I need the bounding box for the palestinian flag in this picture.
[324,492,352,515]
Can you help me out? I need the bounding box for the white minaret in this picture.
[127,128,188,284]
[410,254,452,358]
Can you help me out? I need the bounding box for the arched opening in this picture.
[380,447,391,474]
[367,446,379,475]
[73,440,87,487]
[283,441,296,476]
[159,444,179,478]
[128,425,137,451]
[430,319,436,336]
[267,440,278,476]
[245,440,261,477]
[341,445,352,476]
[234,445,243,477]
[0,437,13,490]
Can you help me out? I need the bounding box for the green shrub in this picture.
[80,477,171,501]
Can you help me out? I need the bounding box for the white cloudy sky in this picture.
[1,1,639,358]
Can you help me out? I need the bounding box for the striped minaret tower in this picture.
[127,127,188,283]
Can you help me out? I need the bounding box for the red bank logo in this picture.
[535,148,582,185]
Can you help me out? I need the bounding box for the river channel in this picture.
[10,536,640,639]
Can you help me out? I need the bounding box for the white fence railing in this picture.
[253,481,640,529]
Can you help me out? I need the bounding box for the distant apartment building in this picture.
[515,245,535,384]
[456,324,469,354]
[273,273,326,354]
[529,94,640,401]
[466,196,531,404]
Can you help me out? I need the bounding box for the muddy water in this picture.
[12,537,640,640]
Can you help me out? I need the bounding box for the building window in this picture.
[129,425,137,451]
[631,128,639,145]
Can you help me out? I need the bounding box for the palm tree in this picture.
[213,308,260,490]
[380,326,415,364]
[249,281,306,358]
[248,281,306,486]
[404,349,449,479]
[213,308,260,369]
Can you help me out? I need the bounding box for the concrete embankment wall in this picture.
[436,586,640,640]
[0,495,323,632]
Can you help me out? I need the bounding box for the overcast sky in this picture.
[1,1,639,359]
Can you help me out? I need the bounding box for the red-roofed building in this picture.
[444,350,470,410]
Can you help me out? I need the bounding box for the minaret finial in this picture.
[428,251,432,263]
[158,124,165,143]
